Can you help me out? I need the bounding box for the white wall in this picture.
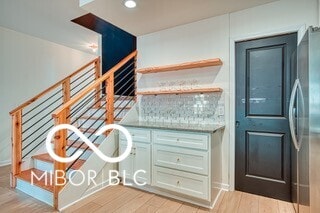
[0,26,97,165]
[137,0,319,190]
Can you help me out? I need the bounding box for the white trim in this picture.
[318,0,320,26]
[212,181,230,191]
[59,179,113,211]
[0,160,11,167]
[229,24,306,191]
[210,188,224,209]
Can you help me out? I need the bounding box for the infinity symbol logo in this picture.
[45,124,132,163]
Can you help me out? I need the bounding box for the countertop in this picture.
[121,121,225,133]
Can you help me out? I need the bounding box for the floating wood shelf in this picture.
[136,88,223,95]
[137,58,223,74]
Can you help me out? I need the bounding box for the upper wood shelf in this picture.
[136,58,223,74]
[136,88,223,96]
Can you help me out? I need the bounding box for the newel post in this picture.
[53,110,67,209]
[95,58,101,108]
[62,78,71,123]
[106,74,114,126]
[11,109,22,188]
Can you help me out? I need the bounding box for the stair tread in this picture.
[16,168,54,192]
[79,116,122,121]
[51,140,99,150]
[78,123,122,134]
[32,153,85,170]
[108,95,135,100]
[91,106,132,110]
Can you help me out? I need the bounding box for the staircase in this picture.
[9,51,137,209]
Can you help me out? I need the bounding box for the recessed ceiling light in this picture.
[124,0,136,8]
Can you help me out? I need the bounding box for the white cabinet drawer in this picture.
[153,145,209,175]
[153,166,209,200]
[120,127,151,143]
[153,130,209,150]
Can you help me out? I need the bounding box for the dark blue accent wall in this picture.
[71,13,136,74]
[72,13,136,95]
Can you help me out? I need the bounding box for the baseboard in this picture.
[212,182,230,191]
[221,183,230,191]
[0,160,11,167]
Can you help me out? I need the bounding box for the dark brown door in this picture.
[235,33,297,201]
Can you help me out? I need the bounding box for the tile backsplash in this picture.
[139,93,224,125]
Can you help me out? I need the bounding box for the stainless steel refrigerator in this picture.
[290,26,320,213]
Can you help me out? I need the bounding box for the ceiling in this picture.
[0,0,279,53]
[0,0,99,54]
[83,0,278,36]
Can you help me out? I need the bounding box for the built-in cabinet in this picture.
[119,126,223,208]
[119,129,151,185]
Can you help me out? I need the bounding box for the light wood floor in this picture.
[0,165,295,213]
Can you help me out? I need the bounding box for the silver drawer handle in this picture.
[177,181,180,185]
[177,158,180,162]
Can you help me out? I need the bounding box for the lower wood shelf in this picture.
[136,88,223,95]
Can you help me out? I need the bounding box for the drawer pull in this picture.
[177,158,180,162]
[177,181,180,185]
[176,138,180,142]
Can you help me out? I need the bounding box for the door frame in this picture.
[229,24,306,191]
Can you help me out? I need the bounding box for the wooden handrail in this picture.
[52,50,137,118]
[9,57,100,115]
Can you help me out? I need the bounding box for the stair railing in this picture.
[51,50,137,208]
[9,57,101,188]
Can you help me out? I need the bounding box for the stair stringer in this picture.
[58,103,139,210]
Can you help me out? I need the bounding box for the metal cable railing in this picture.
[50,52,137,178]
[10,58,100,170]
[65,65,136,158]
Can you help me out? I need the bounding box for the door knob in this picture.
[236,121,240,128]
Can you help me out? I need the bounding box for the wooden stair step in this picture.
[16,168,54,192]
[91,106,132,110]
[79,127,99,134]
[51,140,99,150]
[67,140,99,150]
[109,95,135,100]
[80,116,105,121]
[79,124,121,134]
[79,116,122,121]
[32,153,85,170]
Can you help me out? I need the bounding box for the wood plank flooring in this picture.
[0,165,295,213]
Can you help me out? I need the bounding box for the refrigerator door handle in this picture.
[296,79,305,150]
[289,79,300,151]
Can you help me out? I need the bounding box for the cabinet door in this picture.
[133,142,151,185]
[119,143,134,180]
